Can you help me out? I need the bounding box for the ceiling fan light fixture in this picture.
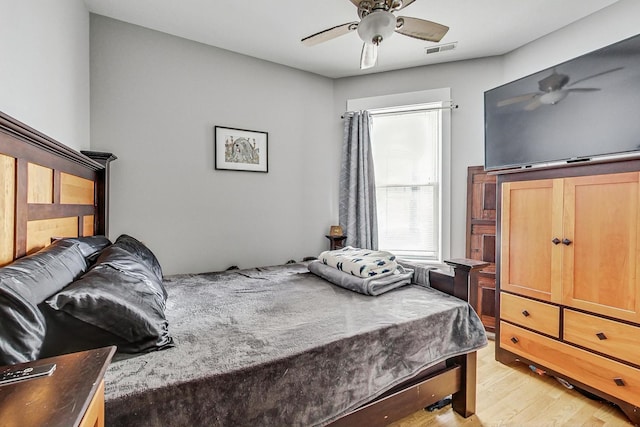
[540,90,569,105]
[357,10,396,45]
[300,0,449,71]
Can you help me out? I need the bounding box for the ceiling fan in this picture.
[301,0,449,70]
[497,67,624,111]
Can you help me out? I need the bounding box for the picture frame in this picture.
[214,126,268,173]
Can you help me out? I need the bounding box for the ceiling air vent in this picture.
[425,42,457,55]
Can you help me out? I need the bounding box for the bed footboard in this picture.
[331,258,487,426]
[328,364,463,427]
[329,351,478,427]
[429,258,489,302]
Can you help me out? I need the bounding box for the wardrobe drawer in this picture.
[564,309,640,365]
[500,292,560,338]
[500,321,640,407]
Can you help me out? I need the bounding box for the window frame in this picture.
[346,88,451,266]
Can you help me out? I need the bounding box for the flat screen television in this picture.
[484,33,640,171]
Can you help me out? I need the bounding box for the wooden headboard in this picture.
[0,111,115,266]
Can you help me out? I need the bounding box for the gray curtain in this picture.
[339,111,378,250]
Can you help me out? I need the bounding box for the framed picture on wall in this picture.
[214,126,268,172]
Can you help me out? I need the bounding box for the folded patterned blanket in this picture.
[308,260,414,296]
[318,247,397,278]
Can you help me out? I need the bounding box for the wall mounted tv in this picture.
[484,33,640,171]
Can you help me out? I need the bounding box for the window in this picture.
[370,104,443,261]
[347,88,451,263]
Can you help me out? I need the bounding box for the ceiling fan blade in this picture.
[360,43,377,69]
[497,93,540,107]
[395,16,449,42]
[301,22,358,46]
[348,0,362,8]
[566,88,601,93]
[568,67,624,87]
[524,98,542,111]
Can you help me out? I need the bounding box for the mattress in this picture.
[104,262,487,426]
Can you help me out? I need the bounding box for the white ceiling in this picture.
[83,0,620,79]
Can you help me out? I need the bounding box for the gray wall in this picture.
[5,1,639,274]
[90,15,336,274]
[329,0,640,261]
[0,0,89,150]
[91,0,640,274]
[503,0,640,82]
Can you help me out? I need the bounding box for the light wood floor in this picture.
[389,340,633,427]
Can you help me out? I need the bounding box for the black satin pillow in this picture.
[1,240,87,304]
[0,276,46,365]
[38,301,131,358]
[95,243,168,302]
[55,235,112,265]
[114,234,163,282]
[0,241,88,364]
[45,246,173,353]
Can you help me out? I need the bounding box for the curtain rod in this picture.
[341,102,459,119]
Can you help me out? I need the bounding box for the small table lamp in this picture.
[326,226,347,250]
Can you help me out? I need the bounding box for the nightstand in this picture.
[0,346,116,427]
[325,235,347,250]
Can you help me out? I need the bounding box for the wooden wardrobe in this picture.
[495,159,640,425]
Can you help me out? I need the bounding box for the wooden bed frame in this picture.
[0,110,488,426]
[0,111,115,266]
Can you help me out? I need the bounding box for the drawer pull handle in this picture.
[510,337,519,344]
[552,238,561,245]
[562,238,572,246]
[522,310,530,317]
[596,332,607,340]
[614,378,625,387]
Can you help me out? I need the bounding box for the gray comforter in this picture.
[104,262,487,426]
